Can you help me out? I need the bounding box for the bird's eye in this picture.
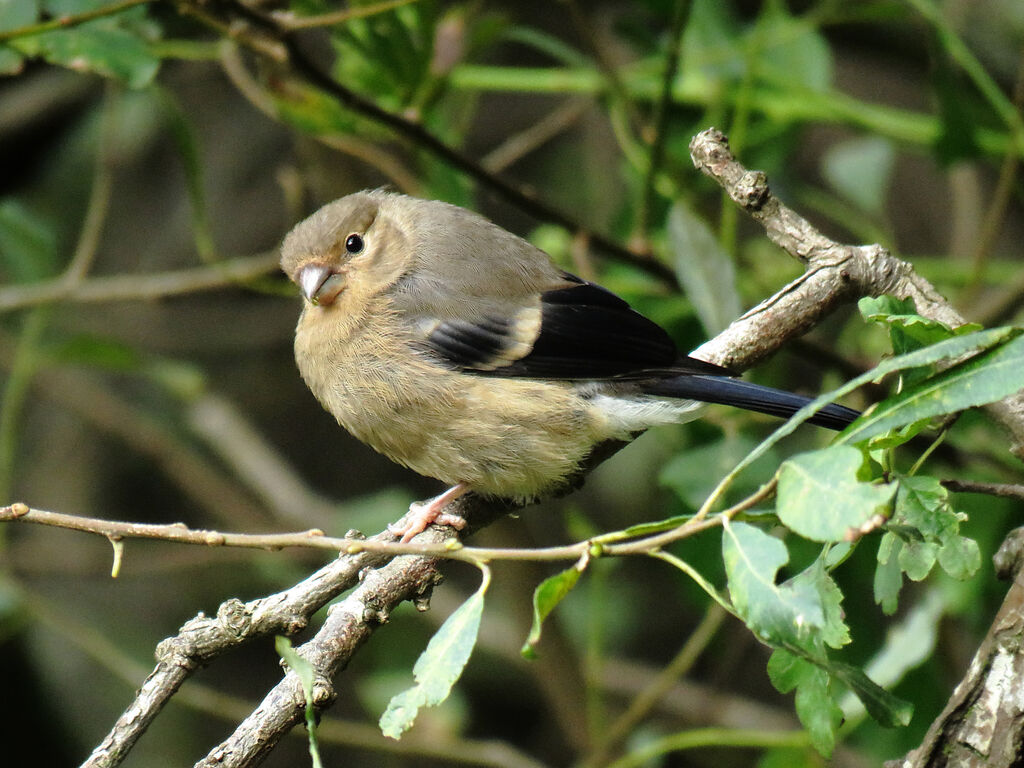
[345,234,364,254]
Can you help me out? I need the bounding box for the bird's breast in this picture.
[292,304,613,498]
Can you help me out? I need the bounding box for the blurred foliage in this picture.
[2,0,1024,766]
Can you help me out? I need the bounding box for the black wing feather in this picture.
[424,275,731,380]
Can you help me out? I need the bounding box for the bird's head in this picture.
[280,191,410,308]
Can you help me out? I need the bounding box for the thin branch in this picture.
[941,479,1024,502]
[563,0,645,134]
[636,0,690,243]
[1,503,347,552]
[584,602,727,768]
[481,98,591,173]
[0,252,280,313]
[273,0,417,31]
[174,0,679,287]
[191,525,454,768]
[0,0,152,43]
[79,532,397,768]
[967,45,1024,294]
[65,85,118,282]
[217,42,422,193]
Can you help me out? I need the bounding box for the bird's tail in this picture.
[645,374,860,431]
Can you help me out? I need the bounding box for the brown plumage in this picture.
[280,191,858,540]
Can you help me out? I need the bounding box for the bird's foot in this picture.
[390,483,470,542]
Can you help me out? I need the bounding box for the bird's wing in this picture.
[414,273,731,380]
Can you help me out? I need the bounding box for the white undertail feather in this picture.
[585,392,704,438]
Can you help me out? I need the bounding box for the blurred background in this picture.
[1,0,1023,766]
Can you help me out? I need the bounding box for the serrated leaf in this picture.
[721,328,1017,494]
[842,588,945,721]
[767,649,841,756]
[380,575,487,739]
[777,445,896,542]
[827,660,913,727]
[723,521,824,646]
[899,540,938,581]
[13,22,159,88]
[842,332,1024,444]
[874,534,903,615]
[791,562,850,650]
[666,201,740,335]
[859,295,981,355]
[937,535,980,580]
[892,475,980,583]
[521,564,583,659]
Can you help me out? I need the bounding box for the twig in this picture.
[563,0,645,134]
[941,479,1024,502]
[79,532,396,768]
[584,602,727,768]
[636,0,690,243]
[175,0,679,287]
[0,252,280,313]
[273,0,416,31]
[966,46,1024,295]
[481,98,591,173]
[65,85,118,282]
[191,525,454,768]
[0,0,152,43]
[1,503,347,552]
[889,529,1024,768]
[217,42,421,193]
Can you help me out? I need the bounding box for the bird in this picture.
[279,190,860,541]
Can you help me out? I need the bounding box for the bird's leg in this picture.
[390,483,470,542]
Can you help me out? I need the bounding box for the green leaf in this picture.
[859,295,980,356]
[0,0,37,73]
[12,6,160,88]
[828,660,913,727]
[842,332,1024,444]
[756,5,833,93]
[722,521,824,646]
[777,445,896,542]
[873,534,903,615]
[521,563,584,659]
[842,588,945,721]
[789,562,850,650]
[821,137,895,216]
[0,0,38,29]
[872,477,979,610]
[899,539,938,581]
[713,327,1017,506]
[767,649,842,756]
[276,636,323,768]
[0,199,58,282]
[380,570,489,739]
[666,201,740,336]
[660,433,780,510]
[937,535,981,580]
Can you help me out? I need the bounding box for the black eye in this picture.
[345,234,364,254]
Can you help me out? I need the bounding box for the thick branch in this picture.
[888,529,1024,768]
[687,128,1024,454]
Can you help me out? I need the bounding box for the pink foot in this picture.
[390,483,470,542]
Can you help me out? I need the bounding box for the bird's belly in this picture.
[295,317,600,499]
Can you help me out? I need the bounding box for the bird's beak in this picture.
[298,264,346,306]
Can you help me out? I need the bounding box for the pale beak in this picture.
[298,264,346,306]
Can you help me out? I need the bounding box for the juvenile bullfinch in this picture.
[280,191,858,540]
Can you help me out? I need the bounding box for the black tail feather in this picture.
[645,374,860,431]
